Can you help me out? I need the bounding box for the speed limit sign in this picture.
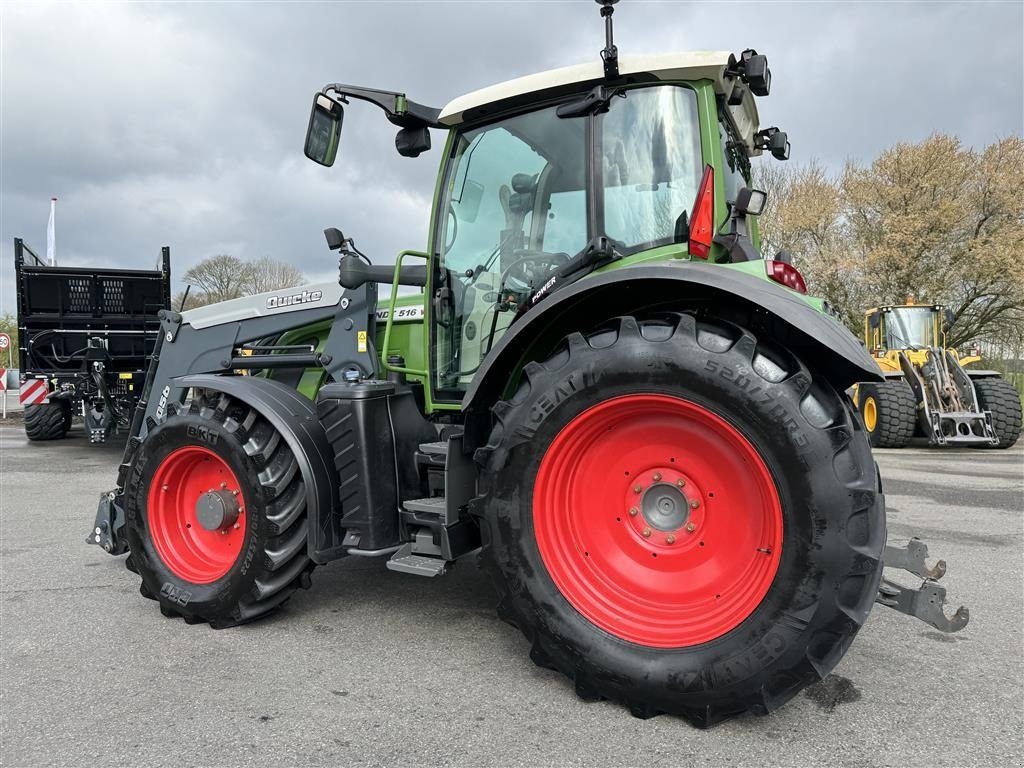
[0,333,9,350]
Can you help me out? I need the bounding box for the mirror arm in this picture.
[322,83,441,128]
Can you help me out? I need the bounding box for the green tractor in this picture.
[89,1,967,726]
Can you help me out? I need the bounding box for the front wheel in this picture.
[123,391,314,627]
[477,314,885,726]
[973,378,1022,448]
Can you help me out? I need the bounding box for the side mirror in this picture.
[304,94,344,167]
[734,187,767,216]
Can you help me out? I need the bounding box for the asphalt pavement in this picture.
[1,422,1021,767]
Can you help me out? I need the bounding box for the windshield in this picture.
[433,85,703,396]
[885,307,938,349]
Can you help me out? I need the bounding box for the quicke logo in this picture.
[267,289,323,309]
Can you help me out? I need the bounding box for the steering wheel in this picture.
[501,250,571,291]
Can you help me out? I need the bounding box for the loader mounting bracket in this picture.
[876,537,969,633]
[87,491,128,556]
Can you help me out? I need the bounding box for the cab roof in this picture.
[437,51,762,154]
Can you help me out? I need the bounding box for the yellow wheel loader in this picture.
[855,303,1021,448]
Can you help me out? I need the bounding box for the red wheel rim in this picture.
[533,394,783,648]
[147,446,247,584]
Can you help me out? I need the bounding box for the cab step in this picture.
[386,542,448,577]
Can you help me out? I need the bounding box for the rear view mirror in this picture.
[305,94,344,167]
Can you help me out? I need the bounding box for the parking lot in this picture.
[1,421,1021,767]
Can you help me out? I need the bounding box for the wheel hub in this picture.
[640,482,690,531]
[146,446,247,584]
[195,489,241,532]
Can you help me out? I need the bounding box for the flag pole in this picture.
[47,197,57,266]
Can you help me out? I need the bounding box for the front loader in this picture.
[88,0,969,727]
[854,303,1022,448]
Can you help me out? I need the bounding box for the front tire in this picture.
[124,391,314,627]
[476,314,885,726]
[24,401,69,441]
[973,378,1022,448]
[859,380,916,448]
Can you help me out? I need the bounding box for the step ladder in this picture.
[385,432,477,577]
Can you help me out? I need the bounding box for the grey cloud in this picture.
[2,1,1021,313]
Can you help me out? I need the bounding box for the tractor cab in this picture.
[303,3,793,405]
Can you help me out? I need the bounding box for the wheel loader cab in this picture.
[865,305,945,353]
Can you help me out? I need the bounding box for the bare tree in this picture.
[178,254,307,309]
[243,256,305,295]
[182,254,249,304]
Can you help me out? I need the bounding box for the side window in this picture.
[602,86,703,252]
[441,128,546,276]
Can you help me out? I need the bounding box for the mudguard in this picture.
[177,374,339,564]
[462,262,882,442]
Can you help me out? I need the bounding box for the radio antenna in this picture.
[597,0,620,80]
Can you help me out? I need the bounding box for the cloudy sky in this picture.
[1,0,1021,315]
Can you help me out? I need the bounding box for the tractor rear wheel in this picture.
[477,314,884,726]
[973,378,1022,448]
[24,401,69,441]
[123,391,314,627]
[859,380,916,448]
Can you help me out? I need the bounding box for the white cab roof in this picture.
[438,51,761,153]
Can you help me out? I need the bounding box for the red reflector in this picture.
[766,260,807,293]
[688,165,714,259]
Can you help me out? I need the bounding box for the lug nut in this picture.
[162,485,168,492]
[233,523,240,530]
[666,534,676,544]
[685,522,697,533]
[628,507,639,517]
[652,472,662,482]
[221,482,228,489]
[690,499,700,509]
[642,528,652,538]
[676,479,686,488]
[633,485,642,494]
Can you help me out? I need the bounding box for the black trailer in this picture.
[14,238,171,442]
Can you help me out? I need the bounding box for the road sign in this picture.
[0,333,10,349]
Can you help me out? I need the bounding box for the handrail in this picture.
[381,249,429,378]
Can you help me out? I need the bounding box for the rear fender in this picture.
[462,262,883,448]
[177,375,338,564]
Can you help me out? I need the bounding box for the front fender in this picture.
[462,262,881,442]
[177,375,339,564]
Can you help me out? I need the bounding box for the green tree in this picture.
[756,134,1024,348]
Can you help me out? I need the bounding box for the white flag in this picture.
[46,197,57,266]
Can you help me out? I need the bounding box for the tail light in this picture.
[688,165,715,259]
[766,259,807,293]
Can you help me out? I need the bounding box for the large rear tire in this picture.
[24,402,69,441]
[973,378,1022,449]
[476,314,885,727]
[123,391,314,627]
[859,380,916,448]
